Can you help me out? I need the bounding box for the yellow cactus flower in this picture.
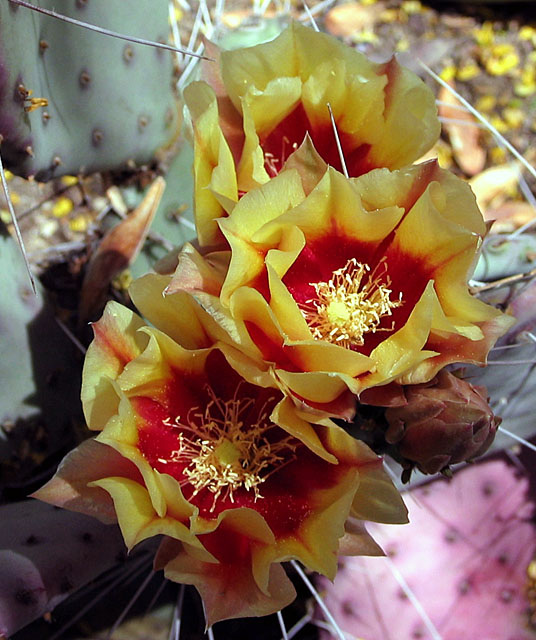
[485,44,519,76]
[439,65,456,82]
[473,22,495,48]
[159,163,514,414]
[184,22,440,247]
[34,301,407,625]
[456,63,480,82]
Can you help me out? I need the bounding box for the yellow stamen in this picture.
[301,257,403,349]
[162,385,296,511]
[19,88,48,113]
[24,97,49,112]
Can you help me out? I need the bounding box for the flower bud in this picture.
[384,370,500,475]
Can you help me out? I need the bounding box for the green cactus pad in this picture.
[0,0,180,181]
[0,225,82,488]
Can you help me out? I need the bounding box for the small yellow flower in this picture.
[473,22,495,48]
[61,175,79,187]
[353,30,379,44]
[489,115,508,134]
[456,63,480,82]
[485,45,519,76]
[440,65,456,82]
[515,64,536,97]
[502,107,524,129]
[475,95,496,112]
[69,213,91,232]
[52,196,74,218]
[401,0,422,14]
[490,146,507,164]
[519,26,536,41]
[380,8,399,22]
[7,191,20,205]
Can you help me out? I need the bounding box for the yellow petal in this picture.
[271,395,338,463]
[163,540,296,626]
[89,476,200,551]
[32,438,137,524]
[82,301,148,429]
[129,273,211,349]
[219,23,439,180]
[366,280,438,385]
[184,81,238,247]
[281,133,329,195]
[338,518,385,557]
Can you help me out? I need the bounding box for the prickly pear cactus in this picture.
[0,223,82,491]
[317,459,536,640]
[469,279,536,453]
[0,500,127,638]
[474,234,536,282]
[0,0,180,181]
[130,142,195,279]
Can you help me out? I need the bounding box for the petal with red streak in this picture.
[82,301,148,430]
[162,537,296,626]
[32,438,141,524]
[183,81,238,247]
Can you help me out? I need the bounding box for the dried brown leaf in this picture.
[79,177,165,324]
[485,200,536,232]
[325,2,384,39]
[469,163,520,212]
[438,81,486,176]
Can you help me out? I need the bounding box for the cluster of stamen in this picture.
[301,257,403,349]
[264,135,298,176]
[160,385,297,511]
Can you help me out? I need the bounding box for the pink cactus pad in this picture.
[318,459,536,640]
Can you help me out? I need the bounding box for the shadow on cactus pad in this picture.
[0,223,83,496]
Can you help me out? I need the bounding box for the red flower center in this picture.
[158,383,297,512]
[134,351,312,525]
[260,102,374,178]
[132,352,355,535]
[299,257,403,349]
[283,235,407,353]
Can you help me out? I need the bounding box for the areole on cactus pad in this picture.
[0,1,180,181]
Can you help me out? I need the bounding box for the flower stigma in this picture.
[161,384,297,512]
[301,257,403,349]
